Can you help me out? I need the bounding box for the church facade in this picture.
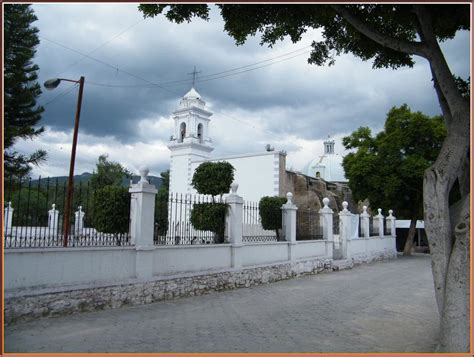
[168,87,287,203]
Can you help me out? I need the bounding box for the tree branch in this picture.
[331,5,427,57]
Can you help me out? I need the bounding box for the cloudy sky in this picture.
[12,3,471,178]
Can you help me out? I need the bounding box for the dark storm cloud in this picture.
[20,3,470,177]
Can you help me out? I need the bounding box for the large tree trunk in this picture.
[414,5,471,352]
[402,218,417,256]
[333,5,470,350]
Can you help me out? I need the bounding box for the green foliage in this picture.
[90,154,131,191]
[4,4,46,177]
[93,186,130,235]
[139,4,469,70]
[189,161,234,242]
[342,104,446,219]
[259,196,286,240]
[191,161,235,197]
[155,170,170,236]
[190,203,227,243]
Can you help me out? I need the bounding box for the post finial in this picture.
[52,203,56,210]
[378,208,382,215]
[362,206,367,214]
[388,209,393,217]
[322,197,330,208]
[230,182,239,194]
[286,192,294,205]
[139,166,149,183]
[342,201,348,211]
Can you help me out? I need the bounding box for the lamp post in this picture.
[44,76,85,247]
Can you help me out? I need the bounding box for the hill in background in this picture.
[31,172,163,190]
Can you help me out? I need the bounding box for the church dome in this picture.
[303,137,347,182]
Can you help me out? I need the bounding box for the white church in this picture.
[167,87,347,202]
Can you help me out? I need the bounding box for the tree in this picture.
[259,196,287,241]
[190,161,235,243]
[342,105,446,255]
[139,5,470,350]
[4,4,46,177]
[90,154,131,191]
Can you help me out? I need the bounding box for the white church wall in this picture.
[191,151,284,203]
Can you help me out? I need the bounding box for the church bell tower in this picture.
[168,87,214,194]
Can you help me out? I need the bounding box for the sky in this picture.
[11,3,471,178]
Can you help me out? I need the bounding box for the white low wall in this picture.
[152,245,232,275]
[240,242,289,266]
[5,235,397,291]
[5,247,136,290]
[293,240,328,260]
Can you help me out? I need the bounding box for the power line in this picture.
[54,18,146,78]
[42,83,78,107]
[40,35,179,95]
[85,47,312,89]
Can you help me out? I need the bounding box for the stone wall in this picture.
[5,258,333,326]
[283,170,356,212]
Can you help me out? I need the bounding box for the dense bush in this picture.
[259,196,287,241]
[190,203,227,243]
[191,161,235,196]
[93,186,130,237]
[190,161,234,243]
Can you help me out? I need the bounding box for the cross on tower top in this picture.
[187,66,201,88]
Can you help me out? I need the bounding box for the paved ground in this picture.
[5,254,439,353]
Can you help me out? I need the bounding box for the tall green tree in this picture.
[4,4,46,177]
[90,154,131,191]
[342,105,446,255]
[139,5,470,350]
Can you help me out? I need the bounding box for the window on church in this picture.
[315,171,321,178]
[197,123,203,143]
[180,122,186,142]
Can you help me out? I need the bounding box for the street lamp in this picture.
[44,76,85,247]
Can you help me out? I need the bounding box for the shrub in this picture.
[191,161,235,196]
[190,202,227,243]
[190,161,234,243]
[93,186,130,241]
[259,196,287,241]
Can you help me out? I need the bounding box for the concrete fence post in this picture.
[129,167,158,279]
[227,182,243,268]
[282,192,297,261]
[360,206,370,238]
[319,198,333,242]
[74,206,85,236]
[376,208,384,238]
[4,202,13,233]
[386,209,397,237]
[48,204,59,237]
[338,201,352,259]
[319,197,334,258]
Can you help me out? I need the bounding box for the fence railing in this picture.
[296,209,323,241]
[153,193,226,245]
[369,216,379,237]
[333,213,340,235]
[4,176,131,248]
[242,201,279,243]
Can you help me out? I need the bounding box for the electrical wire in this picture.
[42,83,78,107]
[54,18,146,78]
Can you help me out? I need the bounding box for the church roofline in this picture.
[173,106,213,116]
[192,150,286,164]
